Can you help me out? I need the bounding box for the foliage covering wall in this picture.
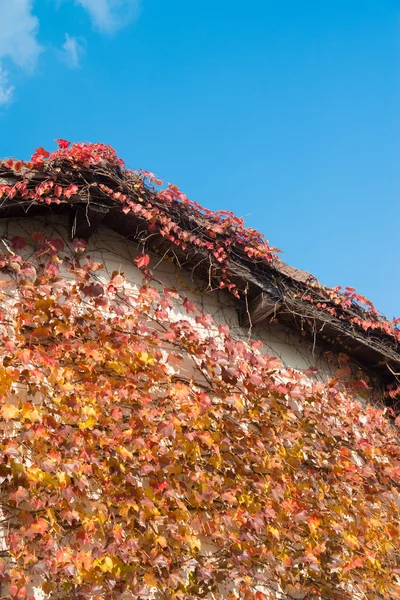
[0,142,399,600]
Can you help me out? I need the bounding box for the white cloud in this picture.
[0,0,41,70]
[0,0,143,105]
[0,64,13,105]
[75,0,142,33]
[62,34,85,68]
[0,0,41,104]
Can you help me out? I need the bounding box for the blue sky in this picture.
[0,0,398,318]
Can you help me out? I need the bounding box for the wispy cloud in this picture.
[0,0,143,105]
[0,65,13,106]
[0,0,42,103]
[62,33,85,68]
[0,0,41,69]
[75,0,142,33]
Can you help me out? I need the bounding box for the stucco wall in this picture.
[2,214,348,380]
[0,215,375,600]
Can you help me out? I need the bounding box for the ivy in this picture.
[1,140,398,344]
[0,141,398,599]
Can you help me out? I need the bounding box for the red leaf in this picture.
[31,147,50,165]
[135,253,150,269]
[17,587,27,599]
[64,184,78,199]
[10,486,29,505]
[11,236,27,250]
[112,407,123,420]
[55,138,70,150]
[195,313,214,327]
[183,298,197,314]
[82,282,104,298]
[19,349,32,366]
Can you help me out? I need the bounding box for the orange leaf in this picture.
[1,403,19,419]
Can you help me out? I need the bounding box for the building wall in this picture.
[0,215,375,600]
[2,214,346,379]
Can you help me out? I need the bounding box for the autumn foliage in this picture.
[2,140,399,345]
[0,142,399,599]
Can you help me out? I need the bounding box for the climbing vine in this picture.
[1,140,398,344]
[0,142,398,599]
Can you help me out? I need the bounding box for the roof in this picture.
[0,141,399,384]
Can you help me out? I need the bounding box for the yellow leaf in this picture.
[137,351,155,366]
[156,535,168,548]
[54,321,70,335]
[234,395,245,411]
[56,472,69,486]
[79,416,97,430]
[187,535,201,552]
[100,556,114,573]
[95,507,108,525]
[46,508,57,527]
[145,487,154,500]
[269,526,280,540]
[82,405,97,417]
[0,367,13,396]
[0,403,19,420]
[117,446,133,461]
[35,298,53,312]
[343,533,359,549]
[21,404,42,423]
[107,361,127,375]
